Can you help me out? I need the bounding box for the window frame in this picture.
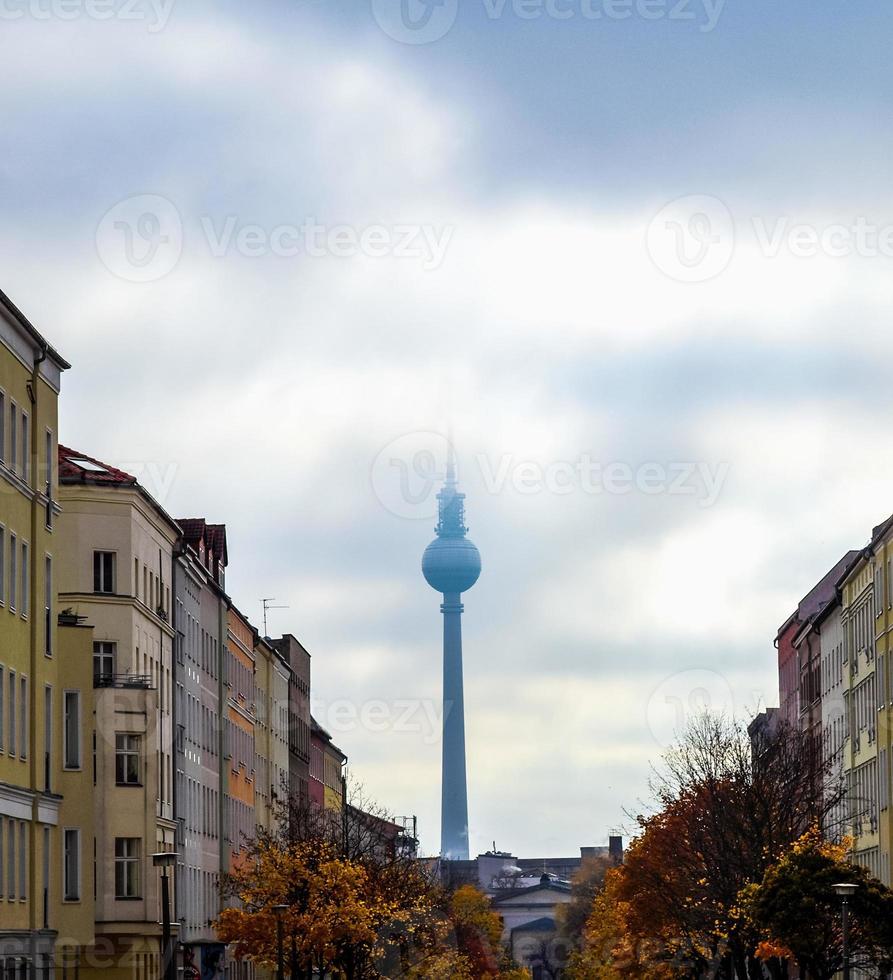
[63,828,81,902]
[114,837,141,899]
[63,690,82,770]
[93,551,116,595]
[115,733,142,786]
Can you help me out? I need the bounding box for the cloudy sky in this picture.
[4,0,893,857]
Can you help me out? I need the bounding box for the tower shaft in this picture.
[441,591,469,860]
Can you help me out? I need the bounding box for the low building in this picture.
[493,876,573,973]
[438,839,623,894]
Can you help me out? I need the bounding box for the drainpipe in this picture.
[28,341,48,958]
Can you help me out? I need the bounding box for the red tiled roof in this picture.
[176,517,228,567]
[58,444,138,486]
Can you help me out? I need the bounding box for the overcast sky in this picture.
[4,0,893,858]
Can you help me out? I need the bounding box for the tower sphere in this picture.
[422,536,481,594]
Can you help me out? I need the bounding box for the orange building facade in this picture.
[224,606,256,871]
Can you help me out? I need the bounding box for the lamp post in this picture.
[833,882,858,980]
[153,852,179,980]
[272,905,288,980]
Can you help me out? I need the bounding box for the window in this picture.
[7,819,14,898]
[0,392,4,462]
[93,552,115,594]
[8,670,15,756]
[9,535,15,612]
[93,642,116,686]
[0,666,3,752]
[18,676,26,759]
[44,429,53,489]
[20,541,28,619]
[9,403,16,476]
[44,686,52,792]
[63,829,80,901]
[63,692,81,769]
[20,412,28,483]
[114,838,140,898]
[0,527,4,605]
[45,556,52,657]
[115,734,141,785]
[18,822,26,899]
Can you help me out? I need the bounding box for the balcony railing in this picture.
[94,673,153,690]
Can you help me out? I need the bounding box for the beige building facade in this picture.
[56,446,181,979]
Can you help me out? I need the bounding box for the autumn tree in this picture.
[569,714,845,980]
[450,885,506,977]
[556,856,612,950]
[217,787,450,979]
[741,827,893,980]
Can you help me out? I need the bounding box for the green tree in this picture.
[742,827,893,980]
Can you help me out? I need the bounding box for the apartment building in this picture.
[224,606,256,871]
[270,636,310,805]
[173,519,228,969]
[57,446,180,979]
[0,289,91,977]
[839,544,883,882]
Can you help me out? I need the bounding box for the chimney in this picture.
[609,836,623,863]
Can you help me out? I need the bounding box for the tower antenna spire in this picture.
[445,429,457,486]
[422,446,482,861]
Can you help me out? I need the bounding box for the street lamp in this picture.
[272,904,288,980]
[833,882,859,980]
[153,852,179,980]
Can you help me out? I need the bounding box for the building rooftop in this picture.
[59,444,138,486]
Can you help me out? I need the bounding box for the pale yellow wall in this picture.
[55,621,97,953]
[841,555,882,879]
[0,313,65,956]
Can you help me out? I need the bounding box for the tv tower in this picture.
[422,451,481,860]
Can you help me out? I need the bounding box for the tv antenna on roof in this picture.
[261,598,289,638]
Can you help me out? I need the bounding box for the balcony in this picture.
[94,673,153,690]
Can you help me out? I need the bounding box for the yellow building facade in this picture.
[839,552,883,881]
[866,518,893,887]
[0,291,100,975]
